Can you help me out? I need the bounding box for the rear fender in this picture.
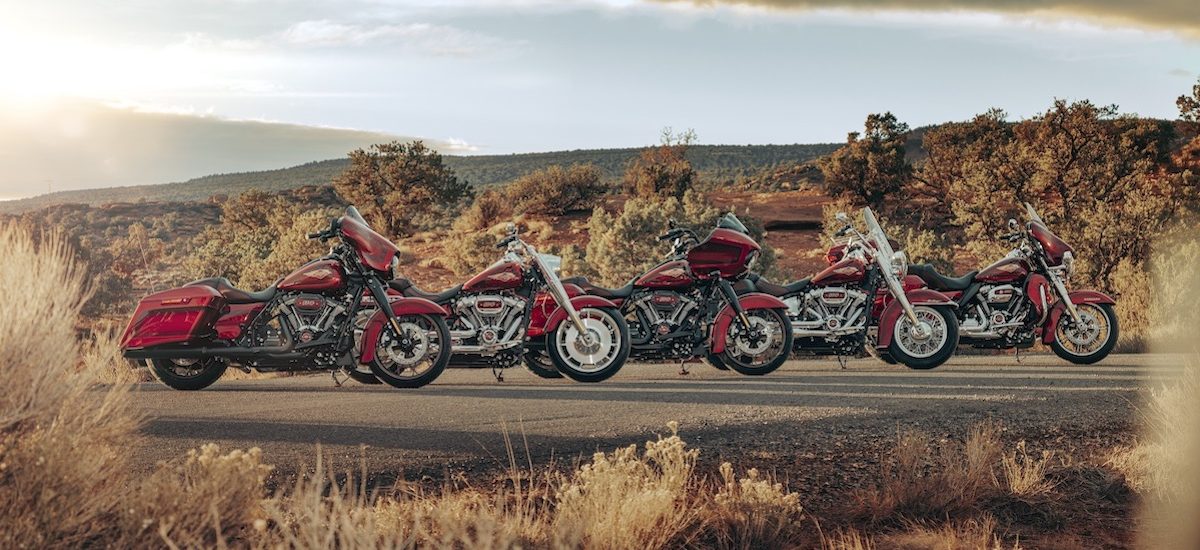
[359,297,450,364]
[709,292,789,354]
[528,295,620,338]
[1041,290,1116,344]
[876,289,956,349]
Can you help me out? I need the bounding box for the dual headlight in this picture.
[890,250,909,279]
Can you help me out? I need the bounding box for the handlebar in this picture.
[997,231,1023,243]
[496,234,517,249]
[307,219,340,241]
[835,225,851,237]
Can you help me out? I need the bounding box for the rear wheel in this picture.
[523,349,565,379]
[149,357,227,391]
[369,314,451,388]
[889,305,958,370]
[547,307,630,383]
[719,308,793,376]
[1051,303,1118,365]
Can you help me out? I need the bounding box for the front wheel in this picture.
[523,349,565,379]
[718,308,794,376]
[368,314,451,389]
[889,305,958,370]
[150,357,227,390]
[1050,303,1118,365]
[704,353,730,371]
[546,307,631,383]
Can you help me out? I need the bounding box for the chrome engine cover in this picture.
[786,286,869,340]
[631,291,700,339]
[452,294,527,353]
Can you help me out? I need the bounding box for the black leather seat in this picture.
[389,278,462,303]
[750,275,811,298]
[187,277,277,304]
[560,276,635,299]
[908,264,977,291]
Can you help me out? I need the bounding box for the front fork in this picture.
[717,278,753,330]
[366,277,406,337]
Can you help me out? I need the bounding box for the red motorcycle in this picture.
[908,202,1118,364]
[389,225,631,383]
[746,208,961,370]
[121,206,453,390]
[563,213,795,376]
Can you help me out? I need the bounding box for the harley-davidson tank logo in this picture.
[998,264,1021,273]
[488,272,520,283]
[833,266,858,276]
[659,267,686,279]
[305,267,337,279]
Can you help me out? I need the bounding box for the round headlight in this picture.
[1061,251,1075,278]
[891,251,909,278]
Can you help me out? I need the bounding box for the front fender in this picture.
[359,297,450,364]
[876,289,956,348]
[1041,290,1116,344]
[528,295,620,338]
[709,292,789,354]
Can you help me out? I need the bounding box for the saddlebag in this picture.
[120,286,226,350]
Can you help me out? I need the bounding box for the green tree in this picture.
[333,140,472,238]
[819,113,912,211]
[624,128,698,200]
[507,164,608,215]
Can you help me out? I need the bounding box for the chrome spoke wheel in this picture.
[893,306,950,360]
[554,308,621,374]
[1055,303,1111,357]
[375,317,441,380]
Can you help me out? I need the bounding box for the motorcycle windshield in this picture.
[345,205,370,228]
[1023,202,1046,226]
[716,213,750,235]
[862,207,896,274]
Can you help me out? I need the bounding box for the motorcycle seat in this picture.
[389,278,462,303]
[559,276,635,299]
[750,275,811,297]
[187,277,277,304]
[908,264,977,291]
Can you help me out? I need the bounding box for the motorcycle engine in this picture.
[278,293,348,344]
[454,294,527,346]
[632,291,700,341]
[789,286,869,336]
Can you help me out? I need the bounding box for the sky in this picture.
[0,0,1198,198]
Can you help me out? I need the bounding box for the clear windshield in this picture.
[1023,202,1046,226]
[716,213,750,234]
[862,207,896,272]
[345,206,369,227]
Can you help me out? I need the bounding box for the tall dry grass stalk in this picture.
[80,321,150,384]
[0,224,140,547]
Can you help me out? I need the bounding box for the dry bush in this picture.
[507,164,608,216]
[551,422,699,549]
[824,517,1021,550]
[0,224,140,547]
[1000,441,1056,498]
[701,462,807,550]
[121,444,272,547]
[80,321,151,384]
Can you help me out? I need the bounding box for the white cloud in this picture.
[280,19,512,56]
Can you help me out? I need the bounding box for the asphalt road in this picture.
[127,353,1182,489]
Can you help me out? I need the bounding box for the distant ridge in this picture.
[0,143,839,214]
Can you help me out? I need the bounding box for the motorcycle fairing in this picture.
[874,289,956,349]
[358,297,454,363]
[340,215,400,272]
[708,292,790,354]
[527,295,621,338]
[1040,290,1116,344]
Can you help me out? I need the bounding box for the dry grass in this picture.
[80,321,152,384]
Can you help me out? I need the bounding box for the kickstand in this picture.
[331,370,347,387]
[836,354,848,370]
[492,366,505,383]
[678,360,690,376]
[1015,347,1024,364]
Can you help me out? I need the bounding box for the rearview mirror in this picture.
[1008,218,1018,231]
[835,212,849,223]
[506,222,517,235]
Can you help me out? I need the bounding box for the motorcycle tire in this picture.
[1050,303,1119,365]
[369,314,452,389]
[889,305,958,370]
[150,357,227,391]
[344,367,382,385]
[546,307,631,383]
[523,349,565,379]
[704,353,730,371]
[720,308,794,376]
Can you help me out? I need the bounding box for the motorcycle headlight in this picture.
[890,251,908,278]
[1061,251,1075,279]
[746,250,760,270]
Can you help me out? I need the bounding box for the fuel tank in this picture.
[279,259,346,292]
[635,260,693,289]
[811,258,866,286]
[463,260,524,292]
[687,228,760,280]
[977,257,1029,284]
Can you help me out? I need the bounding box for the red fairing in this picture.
[530,295,621,338]
[708,293,789,354]
[463,261,524,292]
[1029,222,1073,266]
[340,215,400,271]
[811,258,866,286]
[279,259,346,292]
[687,228,761,280]
[635,260,693,289]
[121,286,225,349]
[215,303,265,340]
[358,298,451,363]
[875,288,956,348]
[976,257,1029,284]
[1040,290,1116,344]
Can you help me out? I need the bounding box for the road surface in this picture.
[128,354,1180,492]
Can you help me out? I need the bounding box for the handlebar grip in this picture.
[307,231,323,240]
[495,235,515,249]
[835,226,850,237]
[657,233,674,242]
